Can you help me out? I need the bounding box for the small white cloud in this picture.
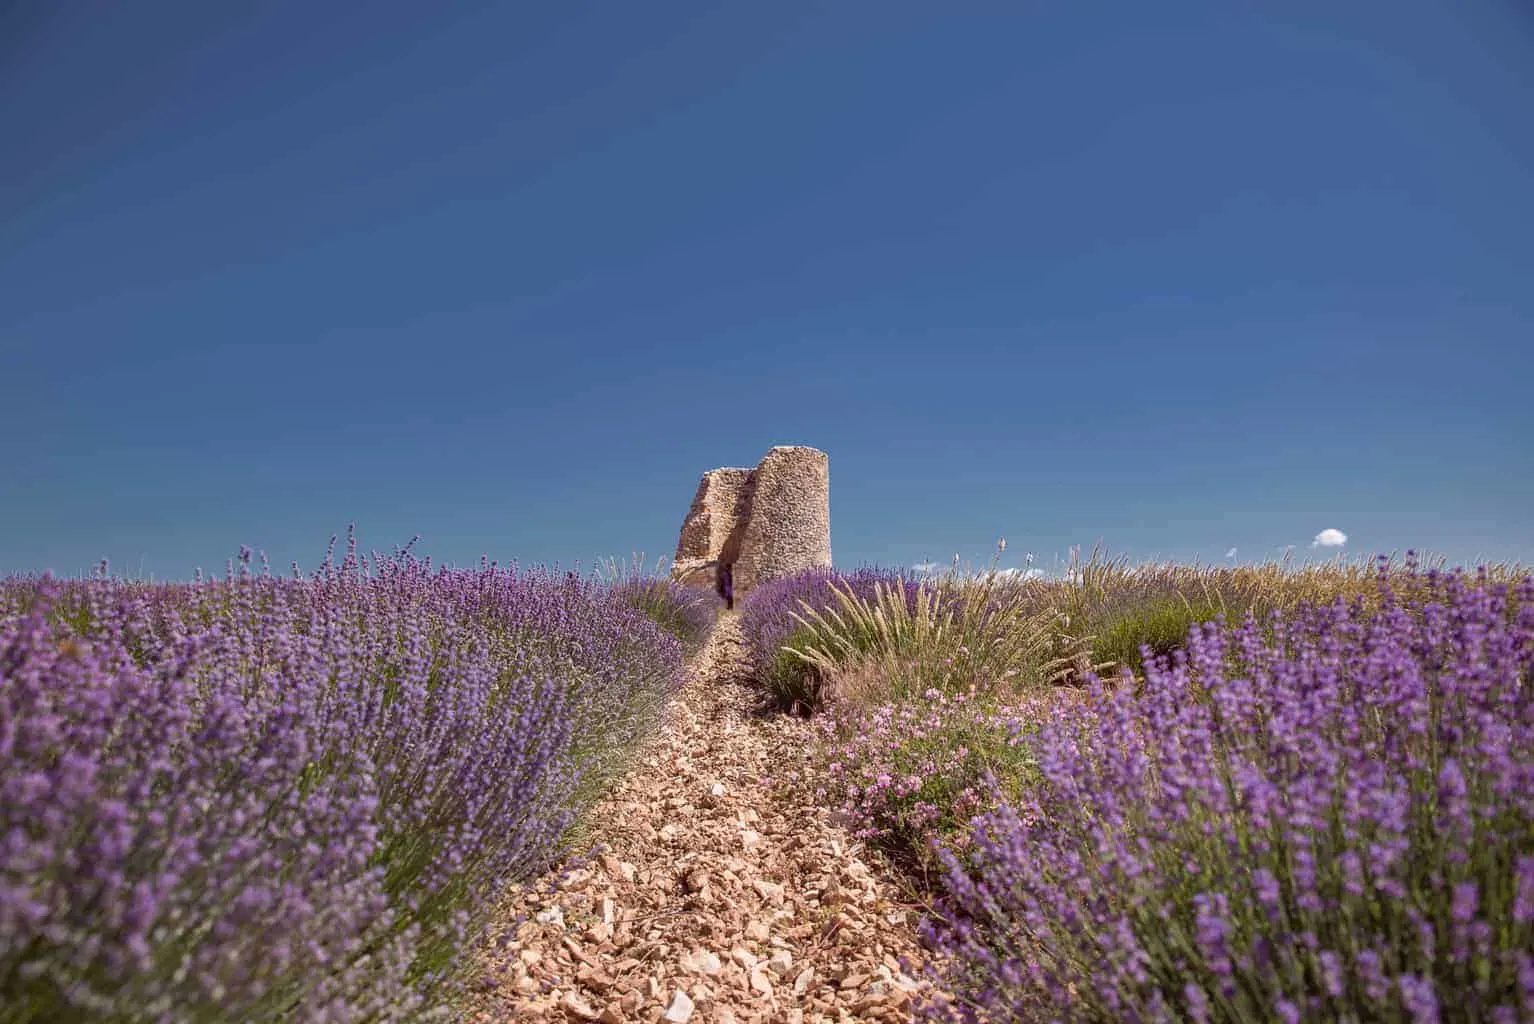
[1225,547,1238,560]
[1312,528,1348,549]
[912,561,940,574]
[1024,568,1048,579]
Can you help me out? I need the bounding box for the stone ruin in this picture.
[670,446,831,599]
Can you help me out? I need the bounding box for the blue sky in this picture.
[3,0,1531,580]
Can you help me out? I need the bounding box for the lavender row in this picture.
[0,536,700,1021]
[921,559,1534,1022]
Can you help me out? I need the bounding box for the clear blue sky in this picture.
[3,0,1531,580]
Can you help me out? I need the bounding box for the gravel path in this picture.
[463,612,937,1023]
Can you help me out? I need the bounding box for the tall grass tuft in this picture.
[778,544,1089,713]
[784,571,1073,707]
[737,566,920,712]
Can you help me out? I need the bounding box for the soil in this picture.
[462,612,940,1023]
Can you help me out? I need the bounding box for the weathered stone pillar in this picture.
[731,446,831,595]
[670,445,831,598]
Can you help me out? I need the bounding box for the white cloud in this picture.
[1225,547,1238,560]
[1312,528,1348,548]
[996,567,1048,581]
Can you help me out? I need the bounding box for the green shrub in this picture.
[1089,592,1228,679]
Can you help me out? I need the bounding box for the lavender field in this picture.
[742,552,1534,1022]
[0,535,716,1021]
[5,540,1531,1022]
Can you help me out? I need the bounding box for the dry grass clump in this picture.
[782,570,1080,705]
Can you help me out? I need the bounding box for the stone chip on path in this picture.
[661,989,694,1022]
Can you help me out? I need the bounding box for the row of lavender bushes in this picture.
[738,554,1533,1021]
[0,535,717,1022]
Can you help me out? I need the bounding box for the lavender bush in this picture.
[603,557,719,654]
[920,558,1534,1022]
[0,535,686,1021]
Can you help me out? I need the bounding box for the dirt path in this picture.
[464,612,936,1023]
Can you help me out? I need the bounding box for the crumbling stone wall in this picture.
[670,446,831,597]
[670,466,754,591]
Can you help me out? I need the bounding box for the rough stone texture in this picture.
[463,613,939,1023]
[671,468,754,593]
[731,448,830,596]
[670,447,831,597]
